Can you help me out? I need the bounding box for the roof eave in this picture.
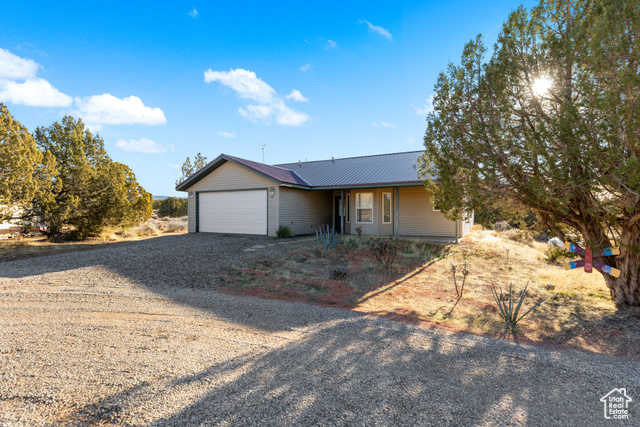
[176,154,293,191]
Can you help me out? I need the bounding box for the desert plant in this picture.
[166,219,187,233]
[369,240,400,269]
[490,282,546,335]
[450,261,470,298]
[316,224,340,251]
[492,221,511,232]
[134,222,159,237]
[276,224,293,238]
[329,264,348,280]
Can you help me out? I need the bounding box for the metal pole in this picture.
[340,190,344,236]
[395,187,399,238]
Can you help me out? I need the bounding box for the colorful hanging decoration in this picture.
[563,242,620,277]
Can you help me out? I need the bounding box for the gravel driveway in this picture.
[0,233,638,426]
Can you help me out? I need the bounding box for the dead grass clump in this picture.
[166,217,187,233]
[133,222,159,237]
[500,229,534,246]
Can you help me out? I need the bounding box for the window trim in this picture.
[355,192,374,224]
[432,206,441,212]
[382,192,392,224]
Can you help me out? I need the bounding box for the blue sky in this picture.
[1,0,536,197]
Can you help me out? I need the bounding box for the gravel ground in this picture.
[0,233,638,426]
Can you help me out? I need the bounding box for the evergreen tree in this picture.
[421,0,640,306]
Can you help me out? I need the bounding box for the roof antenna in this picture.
[261,143,266,163]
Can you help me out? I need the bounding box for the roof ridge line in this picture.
[274,150,423,166]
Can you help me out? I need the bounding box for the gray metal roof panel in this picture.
[176,151,426,191]
[275,151,424,187]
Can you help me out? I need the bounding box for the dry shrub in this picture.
[134,222,159,236]
[99,230,118,241]
[501,229,534,246]
[119,229,136,239]
[166,218,187,233]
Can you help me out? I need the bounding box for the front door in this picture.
[334,196,342,234]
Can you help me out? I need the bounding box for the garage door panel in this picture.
[199,190,267,235]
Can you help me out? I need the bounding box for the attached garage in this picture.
[198,190,267,235]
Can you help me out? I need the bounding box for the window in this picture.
[356,193,373,223]
[433,206,441,212]
[346,194,350,223]
[382,192,391,224]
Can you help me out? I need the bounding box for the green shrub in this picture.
[543,246,573,264]
[276,224,293,238]
[157,197,188,218]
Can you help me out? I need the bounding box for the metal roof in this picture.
[276,151,424,188]
[176,151,425,191]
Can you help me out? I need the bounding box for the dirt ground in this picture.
[1,233,637,426]
[218,231,640,359]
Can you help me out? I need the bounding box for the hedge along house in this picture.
[175,151,474,240]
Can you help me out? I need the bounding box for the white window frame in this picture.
[382,192,392,224]
[355,192,373,224]
[346,194,350,223]
[433,206,441,212]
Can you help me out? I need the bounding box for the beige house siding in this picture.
[460,211,474,237]
[183,161,279,236]
[349,189,378,235]
[279,187,332,235]
[398,186,456,237]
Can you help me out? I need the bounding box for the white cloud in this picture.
[204,68,275,104]
[372,121,396,128]
[299,63,312,72]
[0,78,72,107]
[116,138,172,153]
[168,164,181,169]
[206,68,310,126]
[285,89,308,103]
[0,48,39,79]
[74,94,167,128]
[218,131,236,138]
[188,7,198,17]
[239,100,309,127]
[359,20,392,41]
[415,95,434,115]
[0,48,72,107]
[325,39,337,49]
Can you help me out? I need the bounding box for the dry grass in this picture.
[0,215,188,262]
[220,230,640,359]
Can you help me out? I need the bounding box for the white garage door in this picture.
[199,190,267,235]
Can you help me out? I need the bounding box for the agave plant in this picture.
[490,282,545,335]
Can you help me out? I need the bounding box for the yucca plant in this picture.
[316,224,340,251]
[490,282,545,335]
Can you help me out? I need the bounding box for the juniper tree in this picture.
[0,104,56,223]
[421,0,640,306]
[34,116,151,238]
